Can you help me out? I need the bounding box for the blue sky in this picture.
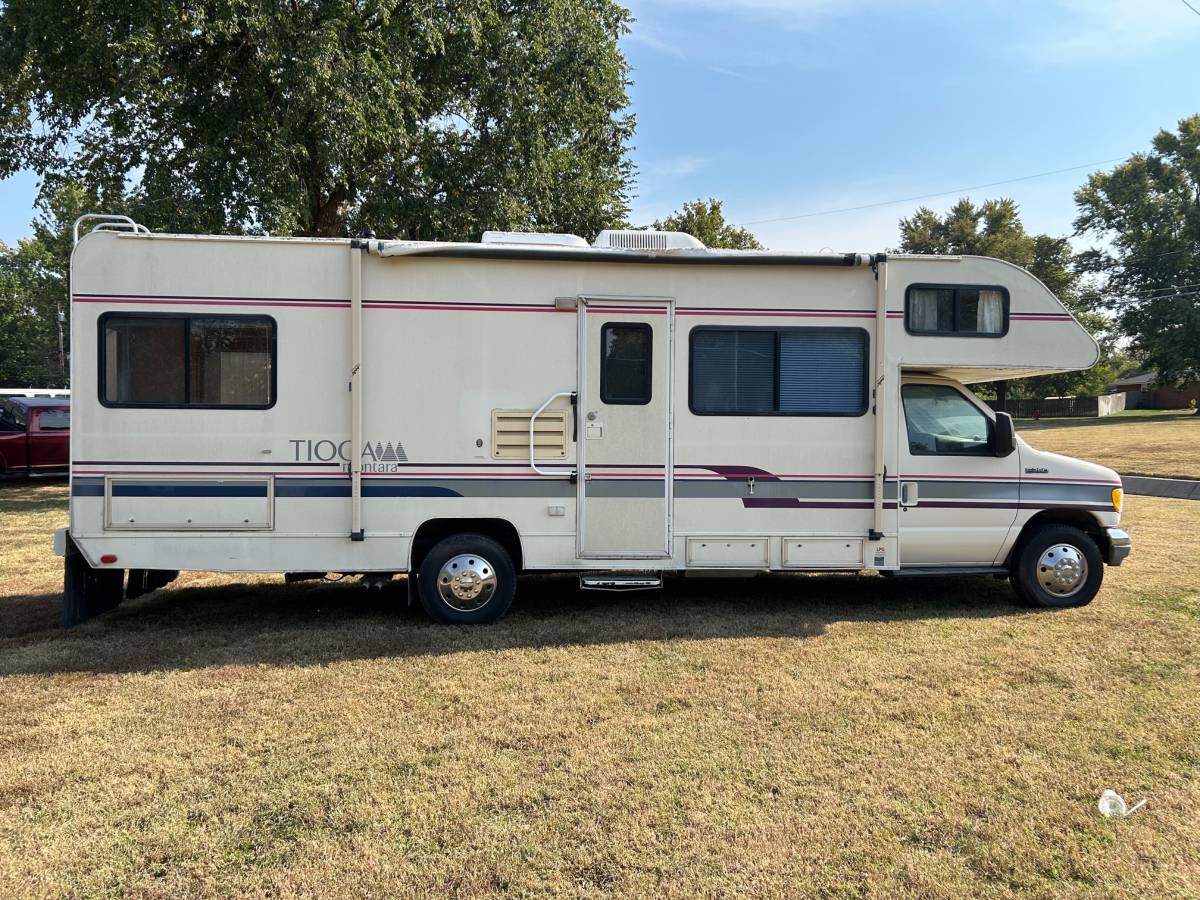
[1,0,1197,252]
[621,0,1200,251]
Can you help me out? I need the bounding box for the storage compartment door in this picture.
[106,477,274,530]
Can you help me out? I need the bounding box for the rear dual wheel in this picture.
[416,533,516,624]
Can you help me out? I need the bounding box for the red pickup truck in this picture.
[0,397,70,477]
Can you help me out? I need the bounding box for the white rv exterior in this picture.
[57,218,1131,624]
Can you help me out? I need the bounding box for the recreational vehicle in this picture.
[54,215,1132,625]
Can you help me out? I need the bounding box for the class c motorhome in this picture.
[54,215,1132,625]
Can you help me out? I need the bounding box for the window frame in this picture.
[904,283,1010,338]
[688,325,870,418]
[900,382,996,457]
[98,311,278,410]
[599,321,653,406]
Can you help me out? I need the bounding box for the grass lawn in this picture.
[1017,410,1199,479]
[1,482,1198,897]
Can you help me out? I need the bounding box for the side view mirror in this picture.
[993,411,1016,458]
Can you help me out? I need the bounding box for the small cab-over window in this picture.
[690,327,868,416]
[101,314,276,408]
[906,285,1008,336]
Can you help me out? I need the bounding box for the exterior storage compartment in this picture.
[105,476,274,530]
[783,537,863,569]
[686,538,769,568]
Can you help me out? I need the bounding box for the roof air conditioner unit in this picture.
[592,230,705,251]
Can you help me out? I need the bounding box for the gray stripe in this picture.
[586,480,665,498]
[916,480,1019,501]
[1020,482,1117,504]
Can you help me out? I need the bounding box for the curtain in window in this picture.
[977,289,1004,333]
[910,289,955,331]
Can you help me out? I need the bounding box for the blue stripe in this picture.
[112,484,269,497]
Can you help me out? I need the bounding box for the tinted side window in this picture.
[906,285,1008,336]
[690,330,775,414]
[101,314,275,408]
[190,318,275,406]
[690,327,867,416]
[600,323,652,405]
[104,317,186,404]
[36,409,70,430]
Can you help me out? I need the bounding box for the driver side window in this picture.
[902,383,992,456]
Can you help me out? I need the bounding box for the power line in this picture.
[739,157,1126,226]
[1180,0,1200,18]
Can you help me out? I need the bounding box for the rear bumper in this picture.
[1105,528,1132,566]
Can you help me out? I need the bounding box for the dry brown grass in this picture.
[1018,410,1200,479]
[1,482,1198,898]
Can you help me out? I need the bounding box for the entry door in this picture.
[897,380,1020,565]
[578,297,673,558]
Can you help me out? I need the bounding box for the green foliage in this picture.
[0,182,112,387]
[0,1,635,240]
[653,198,763,250]
[897,197,1116,399]
[1074,114,1200,386]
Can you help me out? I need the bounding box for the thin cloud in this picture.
[649,155,714,178]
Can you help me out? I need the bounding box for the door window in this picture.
[902,384,992,455]
[600,323,652,405]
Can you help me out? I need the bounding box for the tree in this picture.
[654,198,763,250]
[0,1,635,240]
[897,198,1116,400]
[0,183,106,387]
[1074,115,1200,388]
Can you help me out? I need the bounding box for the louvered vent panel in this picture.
[492,409,568,459]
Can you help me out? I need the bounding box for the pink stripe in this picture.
[74,296,347,309]
[677,309,873,318]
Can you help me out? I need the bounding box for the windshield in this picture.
[902,383,992,455]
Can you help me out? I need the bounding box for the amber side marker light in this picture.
[1111,488,1123,513]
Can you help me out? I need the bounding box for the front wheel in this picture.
[417,533,516,624]
[1010,524,1103,609]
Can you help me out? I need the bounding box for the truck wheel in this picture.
[1010,524,1103,609]
[417,533,516,624]
[63,541,125,626]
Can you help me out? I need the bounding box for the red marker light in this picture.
[100,554,118,564]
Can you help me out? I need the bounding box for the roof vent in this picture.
[593,229,705,251]
[481,231,589,248]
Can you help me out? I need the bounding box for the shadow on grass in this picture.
[0,571,1026,676]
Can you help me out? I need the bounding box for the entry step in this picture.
[579,573,663,592]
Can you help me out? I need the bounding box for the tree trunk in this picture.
[310,187,349,237]
[995,380,1008,413]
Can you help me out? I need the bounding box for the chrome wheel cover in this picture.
[436,553,497,612]
[1036,544,1088,598]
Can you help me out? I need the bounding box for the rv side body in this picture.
[63,229,1128,620]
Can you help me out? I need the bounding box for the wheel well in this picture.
[1008,509,1109,565]
[409,518,524,574]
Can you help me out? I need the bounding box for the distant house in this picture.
[1107,372,1200,409]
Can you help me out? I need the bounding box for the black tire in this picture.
[1009,524,1103,609]
[416,533,516,624]
[63,540,124,626]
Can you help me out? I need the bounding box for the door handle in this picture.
[899,481,918,507]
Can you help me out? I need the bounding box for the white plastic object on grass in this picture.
[1098,789,1147,818]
